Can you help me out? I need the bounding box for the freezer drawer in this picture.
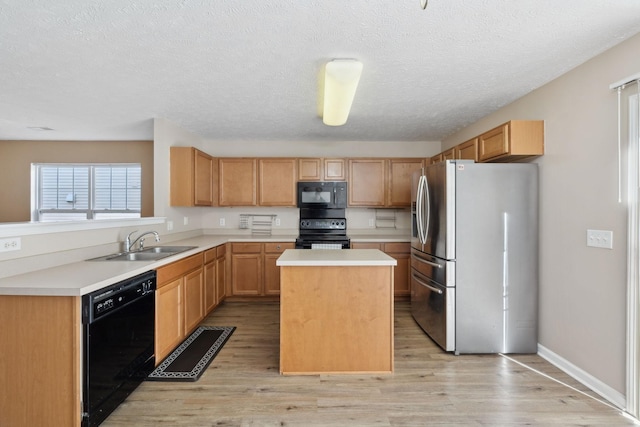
[410,248,454,288]
[410,268,455,351]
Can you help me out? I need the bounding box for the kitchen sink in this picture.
[88,246,197,261]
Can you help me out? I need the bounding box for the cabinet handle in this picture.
[276,245,281,250]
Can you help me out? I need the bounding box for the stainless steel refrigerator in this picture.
[410,160,538,354]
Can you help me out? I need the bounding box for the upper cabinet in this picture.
[219,158,257,206]
[348,159,387,207]
[258,158,297,206]
[349,158,423,208]
[219,158,297,207]
[455,138,478,161]
[478,120,544,162]
[170,146,217,207]
[297,158,346,181]
[387,159,424,207]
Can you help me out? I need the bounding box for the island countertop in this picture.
[276,248,397,267]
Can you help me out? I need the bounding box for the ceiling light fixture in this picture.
[322,59,363,126]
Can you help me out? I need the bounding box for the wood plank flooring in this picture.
[103,301,637,426]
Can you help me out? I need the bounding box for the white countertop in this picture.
[276,249,397,267]
[0,232,406,297]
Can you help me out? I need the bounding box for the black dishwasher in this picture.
[82,270,156,427]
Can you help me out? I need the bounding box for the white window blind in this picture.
[33,163,141,221]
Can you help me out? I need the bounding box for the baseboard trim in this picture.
[538,343,626,409]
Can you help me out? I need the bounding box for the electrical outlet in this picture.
[587,229,613,249]
[219,218,226,226]
[166,220,174,231]
[0,237,21,252]
[183,216,189,226]
[369,218,375,227]
[275,218,281,226]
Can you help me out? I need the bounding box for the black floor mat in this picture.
[147,326,235,381]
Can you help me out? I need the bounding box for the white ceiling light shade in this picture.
[322,59,363,126]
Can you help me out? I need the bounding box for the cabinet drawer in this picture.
[204,248,217,264]
[264,242,294,253]
[383,242,410,253]
[157,253,203,286]
[231,243,262,253]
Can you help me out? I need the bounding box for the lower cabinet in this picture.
[155,252,204,364]
[204,244,227,314]
[230,242,294,297]
[351,242,410,297]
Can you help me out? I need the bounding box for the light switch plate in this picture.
[587,229,613,249]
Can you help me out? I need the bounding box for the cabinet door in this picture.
[388,159,423,207]
[455,138,478,161]
[216,248,226,304]
[183,268,204,335]
[442,148,455,161]
[258,158,297,206]
[324,158,346,181]
[204,260,216,314]
[351,242,382,250]
[155,278,184,363]
[264,243,294,295]
[231,252,263,295]
[194,149,214,206]
[384,243,411,297]
[478,124,509,161]
[348,159,386,207]
[219,158,257,206]
[298,158,322,181]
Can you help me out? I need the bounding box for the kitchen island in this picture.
[276,249,396,375]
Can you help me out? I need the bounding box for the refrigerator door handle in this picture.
[424,174,430,244]
[412,272,443,294]
[412,254,442,269]
[416,175,426,244]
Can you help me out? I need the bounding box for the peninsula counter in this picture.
[276,249,397,375]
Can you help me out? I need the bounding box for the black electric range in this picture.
[295,208,350,249]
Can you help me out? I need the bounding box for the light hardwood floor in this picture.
[103,301,637,426]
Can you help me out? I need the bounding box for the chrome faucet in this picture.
[125,230,160,252]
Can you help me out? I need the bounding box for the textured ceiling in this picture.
[2,0,640,142]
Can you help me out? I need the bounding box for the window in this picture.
[32,163,142,221]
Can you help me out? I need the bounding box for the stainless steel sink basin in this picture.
[140,246,197,254]
[88,245,197,261]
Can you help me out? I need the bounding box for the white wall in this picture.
[443,33,640,396]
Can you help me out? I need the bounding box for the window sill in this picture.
[0,217,165,238]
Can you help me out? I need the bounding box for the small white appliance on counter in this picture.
[411,160,538,354]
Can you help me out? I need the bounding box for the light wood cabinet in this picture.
[298,158,346,181]
[324,158,346,180]
[351,241,410,297]
[477,120,544,162]
[456,138,478,161]
[442,148,455,161]
[388,159,423,207]
[264,242,295,295]
[258,158,297,206]
[170,146,217,206]
[219,158,257,206]
[230,243,263,296]
[0,295,81,427]
[204,248,216,314]
[298,158,322,180]
[216,244,226,304]
[155,253,204,363]
[349,158,421,207]
[155,277,184,361]
[230,242,293,297]
[348,159,387,206]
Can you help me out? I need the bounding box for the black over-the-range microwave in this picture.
[297,181,347,209]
